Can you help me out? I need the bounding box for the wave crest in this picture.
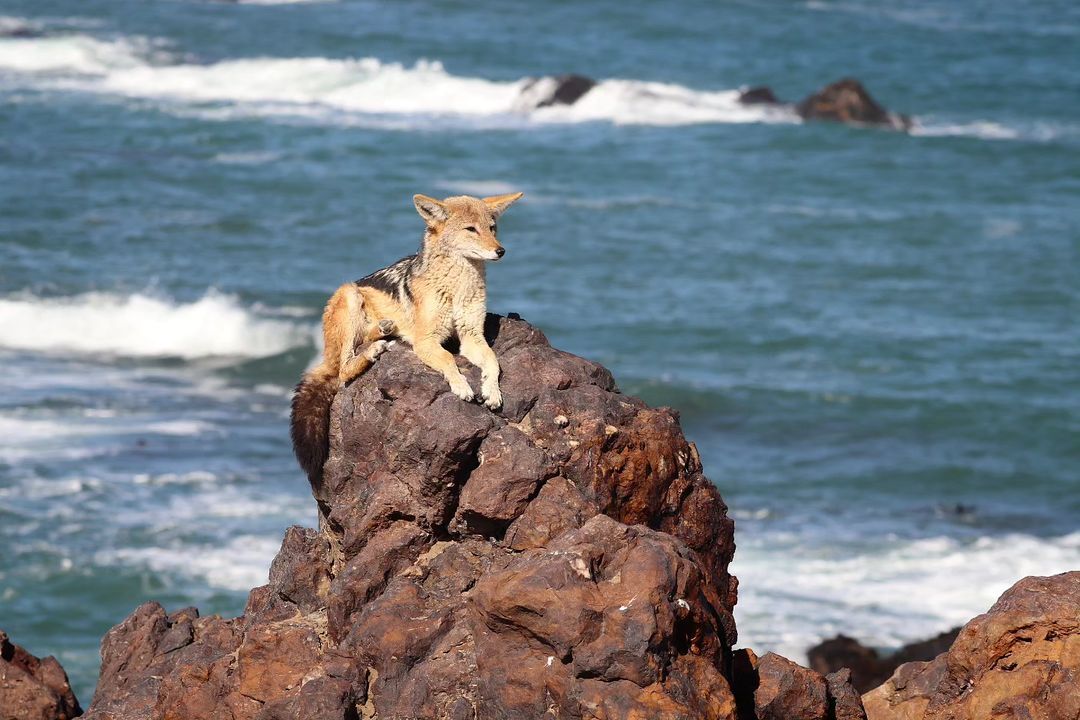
[0,291,309,359]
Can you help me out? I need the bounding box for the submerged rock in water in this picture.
[737,86,782,105]
[807,627,961,694]
[0,630,82,720]
[796,78,911,131]
[514,73,597,110]
[863,571,1080,720]
[85,314,742,719]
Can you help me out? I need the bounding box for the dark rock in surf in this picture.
[515,73,597,110]
[807,628,961,694]
[0,630,82,720]
[796,78,911,131]
[737,86,782,105]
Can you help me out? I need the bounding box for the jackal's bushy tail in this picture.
[290,368,340,484]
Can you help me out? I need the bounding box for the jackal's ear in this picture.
[482,192,524,216]
[413,194,448,224]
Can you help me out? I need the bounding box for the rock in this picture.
[863,572,1080,720]
[754,652,829,720]
[737,86,781,105]
[0,630,82,720]
[84,315,740,719]
[796,78,911,131]
[514,73,597,111]
[729,649,866,720]
[807,627,960,694]
[825,669,868,720]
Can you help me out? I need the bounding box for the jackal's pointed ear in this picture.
[482,192,524,216]
[413,194,448,224]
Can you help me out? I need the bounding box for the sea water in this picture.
[0,0,1077,701]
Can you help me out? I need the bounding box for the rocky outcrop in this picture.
[863,572,1080,720]
[0,630,82,720]
[796,78,911,131]
[807,628,960,693]
[85,315,742,719]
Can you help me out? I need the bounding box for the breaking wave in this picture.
[733,530,1080,661]
[0,30,795,127]
[0,291,309,359]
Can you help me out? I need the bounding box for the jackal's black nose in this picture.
[495,247,505,258]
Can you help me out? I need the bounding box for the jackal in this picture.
[290,191,523,483]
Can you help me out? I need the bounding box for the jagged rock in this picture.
[737,86,781,105]
[729,648,866,720]
[84,315,739,719]
[0,630,82,720]
[808,628,961,694]
[863,572,1080,720]
[796,78,911,131]
[514,74,597,110]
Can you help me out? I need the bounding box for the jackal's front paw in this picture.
[481,382,502,411]
[377,319,396,336]
[449,378,475,403]
[365,339,391,360]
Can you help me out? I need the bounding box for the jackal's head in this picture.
[413,192,523,262]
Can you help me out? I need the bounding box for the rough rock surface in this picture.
[0,630,82,720]
[808,628,960,693]
[729,649,866,720]
[85,315,741,719]
[796,78,911,130]
[863,571,1080,720]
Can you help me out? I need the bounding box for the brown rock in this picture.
[83,315,740,719]
[808,628,960,693]
[796,78,911,131]
[826,669,868,720]
[863,572,1080,720]
[754,652,829,720]
[0,630,82,720]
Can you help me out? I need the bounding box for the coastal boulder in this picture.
[84,314,740,719]
[863,572,1080,720]
[0,630,82,720]
[796,78,911,131]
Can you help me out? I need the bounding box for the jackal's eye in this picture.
[463,226,478,233]
[490,223,497,234]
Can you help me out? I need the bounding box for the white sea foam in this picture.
[0,291,308,359]
[732,531,1080,661]
[98,534,280,591]
[0,32,795,128]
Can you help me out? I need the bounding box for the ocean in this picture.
[1,0,1077,702]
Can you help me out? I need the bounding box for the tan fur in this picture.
[364,192,522,408]
[290,192,522,483]
[290,287,394,484]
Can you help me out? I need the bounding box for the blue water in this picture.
[1,0,1077,703]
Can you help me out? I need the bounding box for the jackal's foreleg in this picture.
[460,333,501,410]
[414,339,474,402]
